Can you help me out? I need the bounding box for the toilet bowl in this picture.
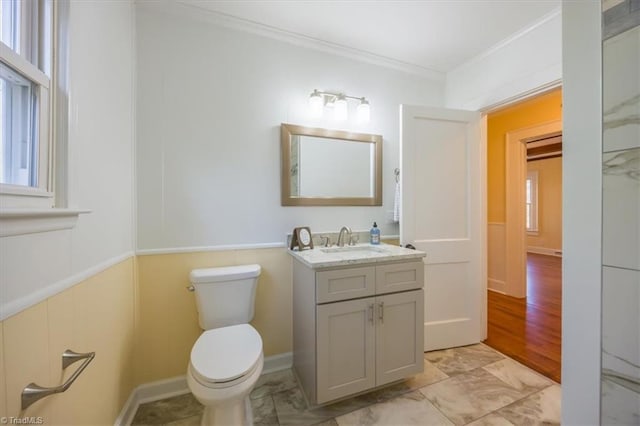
[186,265,264,426]
[187,324,263,425]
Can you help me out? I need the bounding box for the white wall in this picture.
[67,0,135,272]
[561,2,602,424]
[135,4,444,251]
[0,1,135,320]
[445,9,561,111]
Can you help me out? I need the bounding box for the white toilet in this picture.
[186,264,264,426]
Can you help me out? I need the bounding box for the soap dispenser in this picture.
[370,222,380,245]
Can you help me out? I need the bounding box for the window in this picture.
[526,170,538,233]
[0,1,82,236]
[1,0,53,207]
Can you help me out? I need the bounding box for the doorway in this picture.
[484,89,563,382]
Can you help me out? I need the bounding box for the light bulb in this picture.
[325,95,335,108]
[357,99,370,123]
[334,96,348,121]
[309,90,323,118]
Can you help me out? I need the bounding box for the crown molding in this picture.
[136,0,445,82]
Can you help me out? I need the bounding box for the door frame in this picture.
[505,119,562,298]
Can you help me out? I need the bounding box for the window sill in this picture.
[0,208,91,237]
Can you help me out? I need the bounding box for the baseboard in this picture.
[114,388,138,426]
[263,351,293,374]
[488,278,506,293]
[114,376,189,426]
[114,352,293,425]
[527,246,562,257]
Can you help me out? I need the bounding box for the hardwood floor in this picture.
[484,253,562,383]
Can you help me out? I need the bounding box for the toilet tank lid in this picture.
[190,264,261,283]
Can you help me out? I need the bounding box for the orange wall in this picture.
[487,89,563,222]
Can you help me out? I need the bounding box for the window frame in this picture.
[526,170,539,234]
[0,0,53,208]
[0,0,87,237]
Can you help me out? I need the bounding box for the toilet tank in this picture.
[189,264,261,330]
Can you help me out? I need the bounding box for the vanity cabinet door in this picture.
[375,261,424,295]
[375,289,424,386]
[316,297,376,404]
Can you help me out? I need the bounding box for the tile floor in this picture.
[131,343,561,426]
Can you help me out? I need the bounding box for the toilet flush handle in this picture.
[186,285,195,292]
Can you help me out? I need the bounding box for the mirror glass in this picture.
[281,124,382,206]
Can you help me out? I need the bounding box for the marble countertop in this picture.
[288,243,426,269]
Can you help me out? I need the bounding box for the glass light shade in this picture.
[309,92,324,118]
[357,100,370,123]
[325,96,335,108]
[334,97,348,121]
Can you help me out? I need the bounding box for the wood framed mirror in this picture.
[281,123,382,206]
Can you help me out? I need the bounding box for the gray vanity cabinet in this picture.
[292,259,424,405]
[375,289,424,386]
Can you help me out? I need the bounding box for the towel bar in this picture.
[21,350,95,410]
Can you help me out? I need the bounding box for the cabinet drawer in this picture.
[317,266,376,303]
[375,261,424,294]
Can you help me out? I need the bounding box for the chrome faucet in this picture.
[336,226,352,247]
[319,235,331,247]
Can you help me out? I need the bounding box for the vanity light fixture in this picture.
[309,90,324,118]
[357,98,370,123]
[308,89,370,123]
[334,95,348,121]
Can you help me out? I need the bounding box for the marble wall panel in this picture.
[602,267,640,380]
[602,6,640,423]
[603,25,640,153]
[602,148,640,270]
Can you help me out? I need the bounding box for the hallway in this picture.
[485,253,562,382]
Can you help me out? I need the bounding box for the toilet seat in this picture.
[190,324,263,387]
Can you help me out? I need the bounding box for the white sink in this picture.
[320,245,388,254]
[288,241,425,269]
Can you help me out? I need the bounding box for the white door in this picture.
[400,105,485,351]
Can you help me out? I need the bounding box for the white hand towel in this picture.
[393,181,400,223]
